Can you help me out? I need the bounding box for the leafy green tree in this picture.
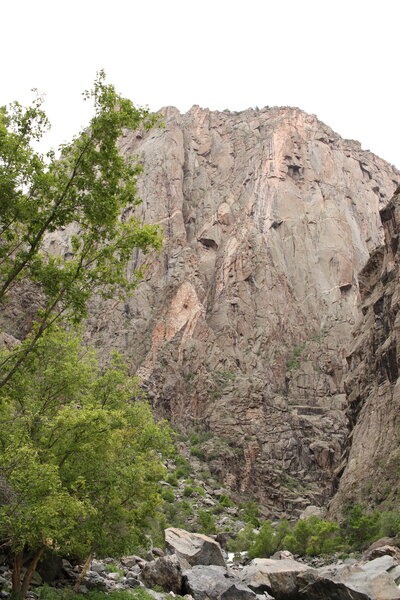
[378,510,400,538]
[282,516,343,556]
[0,327,171,599]
[0,72,162,388]
[304,520,341,555]
[340,504,380,550]
[248,519,290,558]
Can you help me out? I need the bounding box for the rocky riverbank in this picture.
[1,528,400,600]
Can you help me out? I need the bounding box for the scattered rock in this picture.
[297,554,400,600]
[241,558,314,599]
[298,506,327,521]
[120,555,144,568]
[165,528,226,568]
[216,532,236,551]
[362,539,400,562]
[270,551,295,561]
[140,555,183,594]
[183,565,256,600]
[90,559,106,574]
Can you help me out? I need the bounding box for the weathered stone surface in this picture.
[140,554,182,593]
[90,559,106,574]
[362,539,400,562]
[165,527,226,568]
[2,106,399,516]
[183,565,256,600]
[241,558,313,598]
[298,505,327,520]
[120,555,144,568]
[82,106,399,515]
[330,188,400,514]
[298,555,400,600]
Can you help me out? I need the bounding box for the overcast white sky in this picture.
[2,0,399,167]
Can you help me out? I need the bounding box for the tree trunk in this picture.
[10,552,23,600]
[73,550,93,593]
[20,546,45,599]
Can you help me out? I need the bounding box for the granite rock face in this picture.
[241,557,313,598]
[83,106,399,515]
[164,528,226,568]
[330,186,400,515]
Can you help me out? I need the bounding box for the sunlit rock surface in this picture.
[84,105,399,516]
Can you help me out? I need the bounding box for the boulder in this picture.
[363,539,400,562]
[85,571,107,590]
[165,527,226,568]
[216,532,236,551]
[297,555,400,600]
[183,565,256,600]
[140,554,183,594]
[241,558,313,599]
[120,555,144,568]
[125,576,140,588]
[270,550,295,561]
[298,505,327,520]
[90,559,106,574]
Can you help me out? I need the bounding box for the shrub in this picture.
[163,500,194,530]
[219,494,233,507]
[379,510,400,537]
[228,523,257,553]
[166,472,178,486]
[282,516,343,556]
[162,488,175,503]
[248,520,291,558]
[340,505,380,550]
[286,358,300,370]
[197,510,217,535]
[190,447,205,459]
[241,501,261,527]
[183,486,194,497]
[175,455,192,479]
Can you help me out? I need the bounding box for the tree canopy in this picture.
[0,71,162,388]
[0,327,171,598]
[0,75,168,599]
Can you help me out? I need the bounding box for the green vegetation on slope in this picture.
[228,506,400,558]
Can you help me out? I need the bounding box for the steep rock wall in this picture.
[84,106,399,517]
[330,186,400,515]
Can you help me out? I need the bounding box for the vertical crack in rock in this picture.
[330,187,400,515]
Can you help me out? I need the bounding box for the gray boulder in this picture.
[120,555,144,568]
[90,559,106,574]
[241,558,313,599]
[362,539,400,562]
[183,565,256,600]
[165,527,226,569]
[140,554,183,593]
[297,555,400,600]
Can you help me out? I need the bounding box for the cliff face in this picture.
[84,106,398,517]
[330,186,400,516]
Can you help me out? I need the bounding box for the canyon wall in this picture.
[81,106,399,517]
[330,186,400,516]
